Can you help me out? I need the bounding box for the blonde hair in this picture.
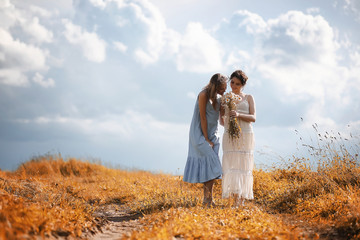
[203,73,228,109]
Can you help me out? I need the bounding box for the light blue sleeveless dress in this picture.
[183,96,222,183]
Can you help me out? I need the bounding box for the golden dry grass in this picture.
[0,129,359,239]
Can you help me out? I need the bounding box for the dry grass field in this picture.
[1,129,359,239]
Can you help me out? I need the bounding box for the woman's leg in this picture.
[203,179,215,205]
[230,194,244,207]
[235,195,246,207]
[233,193,239,206]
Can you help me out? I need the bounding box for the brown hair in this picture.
[203,73,228,109]
[230,70,248,86]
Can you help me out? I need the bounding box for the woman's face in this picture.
[230,77,242,93]
[216,82,227,95]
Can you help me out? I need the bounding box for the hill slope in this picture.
[1,151,359,239]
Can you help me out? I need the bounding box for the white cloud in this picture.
[0,69,28,86]
[115,17,129,27]
[344,0,360,22]
[66,0,180,67]
[236,10,267,35]
[350,47,360,67]
[0,0,20,29]
[258,62,348,103]
[0,28,48,86]
[264,11,338,65]
[347,48,360,91]
[0,29,47,70]
[215,9,360,129]
[16,110,189,143]
[134,49,156,65]
[225,50,252,72]
[0,1,53,44]
[176,22,224,73]
[0,0,11,8]
[113,41,128,53]
[225,10,338,67]
[29,5,53,18]
[62,19,106,63]
[306,8,320,14]
[89,0,107,9]
[112,0,127,8]
[21,17,53,43]
[127,0,169,64]
[228,10,342,99]
[0,1,55,87]
[32,72,55,88]
[69,0,179,65]
[162,29,181,56]
[255,12,349,124]
[302,102,337,128]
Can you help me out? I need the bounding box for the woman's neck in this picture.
[232,90,242,95]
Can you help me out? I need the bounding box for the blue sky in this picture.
[1,0,359,173]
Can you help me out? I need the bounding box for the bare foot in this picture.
[234,198,245,207]
[203,200,217,208]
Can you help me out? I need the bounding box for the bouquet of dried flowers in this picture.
[221,92,242,141]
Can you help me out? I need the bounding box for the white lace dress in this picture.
[222,94,254,199]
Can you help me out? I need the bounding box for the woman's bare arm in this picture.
[219,105,225,126]
[198,91,214,147]
[230,95,256,122]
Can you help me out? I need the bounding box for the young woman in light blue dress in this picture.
[183,73,228,206]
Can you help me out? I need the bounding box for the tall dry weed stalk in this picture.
[253,123,360,238]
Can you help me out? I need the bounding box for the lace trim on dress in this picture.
[223,150,253,154]
[223,169,253,176]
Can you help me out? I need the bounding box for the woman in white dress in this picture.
[220,70,256,206]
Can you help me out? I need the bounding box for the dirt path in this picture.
[86,203,344,240]
[88,204,144,240]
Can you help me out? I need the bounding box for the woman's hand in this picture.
[229,110,238,118]
[206,139,214,148]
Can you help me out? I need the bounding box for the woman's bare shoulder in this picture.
[198,90,207,100]
[246,94,255,101]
